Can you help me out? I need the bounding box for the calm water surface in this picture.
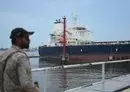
[28,51,130,92]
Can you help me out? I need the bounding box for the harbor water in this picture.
[28,51,130,92]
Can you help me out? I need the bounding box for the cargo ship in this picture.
[39,16,130,64]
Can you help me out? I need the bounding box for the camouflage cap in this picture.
[10,28,34,39]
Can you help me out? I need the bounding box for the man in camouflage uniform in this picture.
[1,28,39,92]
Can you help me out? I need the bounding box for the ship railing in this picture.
[80,40,130,45]
[32,59,130,92]
[40,40,130,47]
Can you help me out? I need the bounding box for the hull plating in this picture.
[39,44,130,64]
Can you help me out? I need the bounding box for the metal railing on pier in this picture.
[31,59,130,92]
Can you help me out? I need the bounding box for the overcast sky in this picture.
[0,0,130,48]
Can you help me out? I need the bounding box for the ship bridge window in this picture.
[73,27,86,30]
[50,34,55,36]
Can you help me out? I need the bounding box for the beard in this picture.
[21,43,29,49]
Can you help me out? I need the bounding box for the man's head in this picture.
[10,28,34,49]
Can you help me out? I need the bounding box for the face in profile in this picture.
[21,35,30,49]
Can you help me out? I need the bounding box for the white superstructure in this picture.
[50,17,91,46]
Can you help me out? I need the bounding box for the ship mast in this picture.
[62,16,67,62]
[72,14,77,26]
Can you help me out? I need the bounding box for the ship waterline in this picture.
[39,53,130,64]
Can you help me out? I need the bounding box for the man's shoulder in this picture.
[13,51,27,59]
[2,47,27,60]
[0,48,12,60]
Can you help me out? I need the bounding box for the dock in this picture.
[28,55,40,58]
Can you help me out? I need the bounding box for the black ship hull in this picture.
[39,44,130,64]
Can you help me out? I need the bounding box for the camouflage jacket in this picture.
[1,45,39,92]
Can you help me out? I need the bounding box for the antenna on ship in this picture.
[72,13,78,26]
